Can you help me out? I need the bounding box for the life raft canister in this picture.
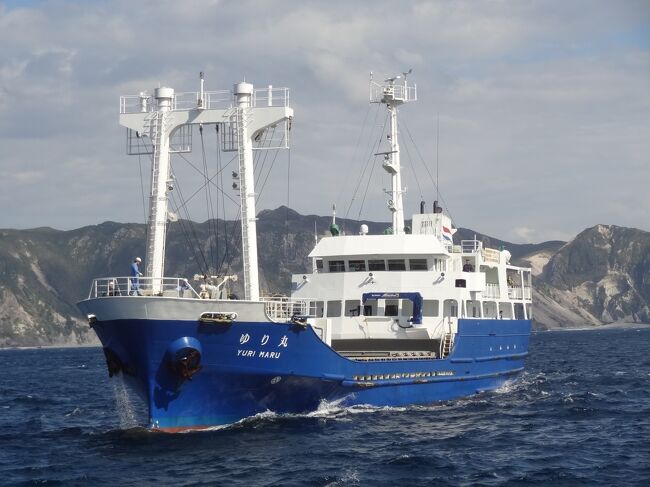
[166,336,203,381]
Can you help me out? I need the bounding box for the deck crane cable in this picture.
[217,124,275,277]
[401,119,455,226]
[334,102,374,210]
[172,151,240,208]
[343,110,388,227]
[218,128,284,282]
[215,124,272,276]
[399,120,425,202]
[357,145,378,221]
[199,124,219,273]
[215,124,242,277]
[350,112,389,223]
[215,124,226,275]
[257,132,285,199]
[168,188,209,276]
[284,143,291,261]
[342,104,382,223]
[253,126,277,189]
[136,142,148,224]
[168,155,210,274]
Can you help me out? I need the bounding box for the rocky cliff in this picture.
[0,210,648,346]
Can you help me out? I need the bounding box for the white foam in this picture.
[111,379,139,429]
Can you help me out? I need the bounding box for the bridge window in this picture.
[466,299,481,318]
[525,303,532,319]
[444,299,458,318]
[514,303,525,320]
[483,301,498,319]
[433,258,446,272]
[349,260,366,272]
[409,259,428,270]
[401,299,414,317]
[326,300,341,317]
[368,260,386,271]
[387,259,406,271]
[384,300,399,316]
[498,302,513,319]
[423,300,439,317]
[315,259,323,271]
[345,300,361,317]
[364,299,377,316]
[313,300,325,318]
[328,260,345,272]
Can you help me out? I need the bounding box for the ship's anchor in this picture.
[166,337,204,382]
[173,348,202,380]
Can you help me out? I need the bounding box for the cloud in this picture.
[0,0,648,243]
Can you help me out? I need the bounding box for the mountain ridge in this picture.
[1,208,648,346]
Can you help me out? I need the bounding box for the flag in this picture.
[442,225,453,242]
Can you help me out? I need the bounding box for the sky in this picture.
[0,0,648,243]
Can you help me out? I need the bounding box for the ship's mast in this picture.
[370,71,416,235]
[119,76,293,297]
[145,88,173,283]
[233,82,260,301]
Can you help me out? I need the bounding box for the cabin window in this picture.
[423,300,439,317]
[401,299,414,317]
[315,259,323,271]
[368,260,386,271]
[455,279,466,288]
[525,303,532,319]
[387,259,406,271]
[345,300,361,317]
[433,258,446,272]
[328,260,345,272]
[466,300,481,318]
[313,301,325,318]
[384,300,399,316]
[514,303,525,320]
[483,301,498,319]
[443,299,458,318]
[348,260,366,272]
[409,259,428,271]
[364,299,377,316]
[326,300,341,317]
[498,302,513,319]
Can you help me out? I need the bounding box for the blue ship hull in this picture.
[90,316,531,431]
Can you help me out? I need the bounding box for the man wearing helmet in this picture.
[130,257,143,296]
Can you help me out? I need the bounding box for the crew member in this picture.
[130,257,143,296]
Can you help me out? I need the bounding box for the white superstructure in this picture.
[290,73,532,357]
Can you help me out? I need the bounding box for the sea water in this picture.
[1,327,649,486]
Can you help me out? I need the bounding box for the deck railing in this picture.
[508,286,532,300]
[482,247,501,264]
[120,87,290,114]
[461,239,482,253]
[88,277,200,299]
[262,296,316,322]
[483,283,501,299]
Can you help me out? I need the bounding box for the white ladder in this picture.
[144,111,168,276]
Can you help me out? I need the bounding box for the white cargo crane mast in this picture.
[119,74,292,299]
[370,70,416,235]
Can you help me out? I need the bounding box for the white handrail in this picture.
[88,277,200,299]
[262,296,317,322]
